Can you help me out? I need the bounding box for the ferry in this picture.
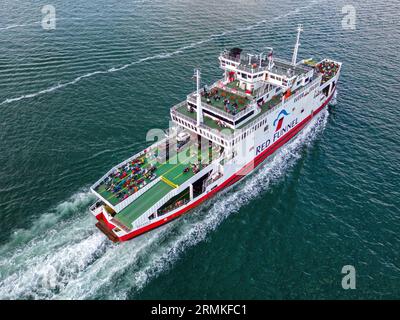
[89,25,342,242]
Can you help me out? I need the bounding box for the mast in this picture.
[265,47,274,70]
[247,53,255,65]
[291,24,303,66]
[194,68,203,126]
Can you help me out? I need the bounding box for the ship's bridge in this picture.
[219,48,314,93]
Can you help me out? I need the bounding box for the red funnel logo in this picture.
[273,109,290,132]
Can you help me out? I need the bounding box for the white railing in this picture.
[220,52,241,63]
[234,76,322,136]
[91,137,168,190]
[237,64,265,74]
[90,189,118,213]
[186,92,257,125]
[89,200,103,216]
[233,103,257,120]
[215,80,249,98]
[114,176,161,212]
[132,161,220,229]
[187,94,236,121]
[171,107,233,143]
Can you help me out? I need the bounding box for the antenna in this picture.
[194,68,203,126]
[247,53,255,65]
[291,24,303,66]
[265,47,274,70]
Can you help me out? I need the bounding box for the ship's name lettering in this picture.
[255,118,298,155]
[273,118,298,142]
[256,139,271,155]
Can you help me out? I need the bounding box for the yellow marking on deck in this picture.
[161,176,179,188]
[173,172,184,180]
[162,152,196,176]
[106,146,199,201]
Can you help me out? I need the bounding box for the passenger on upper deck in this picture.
[317,61,340,84]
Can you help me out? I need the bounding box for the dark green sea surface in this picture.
[0,0,399,299]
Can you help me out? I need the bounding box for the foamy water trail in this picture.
[0,23,32,31]
[0,17,83,31]
[0,110,328,299]
[0,4,310,106]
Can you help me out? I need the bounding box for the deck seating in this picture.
[96,153,159,202]
[201,87,249,116]
[317,61,339,84]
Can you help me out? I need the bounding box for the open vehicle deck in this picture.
[95,143,206,206]
[112,144,220,227]
[115,181,173,227]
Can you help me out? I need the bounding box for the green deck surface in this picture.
[226,80,248,94]
[112,145,218,227]
[202,87,250,114]
[115,181,173,226]
[177,103,234,134]
[95,145,201,206]
[178,92,284,131]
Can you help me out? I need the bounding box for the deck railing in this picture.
[114,176,162,212]
[173,74,322,144]
[132,161,220,229]
[214,80,249,98]
[171,103,234,142]
[90,137,169,212]
[186,94,256,124]
[186,94,235,121]
[235,76,322,136]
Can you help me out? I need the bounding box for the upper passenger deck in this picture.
[220,49,312,78]
[170,46,323,148]
[171,26,342,149]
